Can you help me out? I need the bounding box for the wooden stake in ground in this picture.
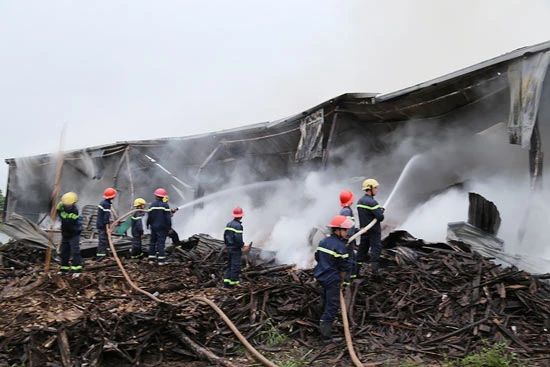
[44,129,66,272]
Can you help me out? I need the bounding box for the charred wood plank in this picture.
[170,324,237,367]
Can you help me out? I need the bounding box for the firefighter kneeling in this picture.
[314,215,353,343]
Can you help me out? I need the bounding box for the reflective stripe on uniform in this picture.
[98,205,111,212]
[60,211,79,220]
[223,278,240,285]
[225,227,243,234]
[357,204,380,210]
[131,216,144,220]
[71,265,83,271]
[316,247,349,258]
[148,207,171,212]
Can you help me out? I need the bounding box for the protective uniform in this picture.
[314,216,352,343]
[130,211,145,259]
[339,205,358,282]
[162,196,182,248]
[356,192,384,272]
[96,198,113,260]
[146,197,172,264]
[314,233,351,322]
[57,198,82,274]
[223,214,244,287]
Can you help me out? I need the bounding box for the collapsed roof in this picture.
[3,41,550,232]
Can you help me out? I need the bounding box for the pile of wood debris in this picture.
[0,232,549,366]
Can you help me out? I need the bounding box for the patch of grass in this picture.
[445,342,525,367]
[395,359,424,367]
[257,318,289,347]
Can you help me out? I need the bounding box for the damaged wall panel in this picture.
[3,41,550,228]
[508,51,550,148]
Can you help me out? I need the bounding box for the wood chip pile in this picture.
[0,232,549,366]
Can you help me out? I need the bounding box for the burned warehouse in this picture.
[0,41,550,366]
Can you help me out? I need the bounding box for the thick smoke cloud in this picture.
[167,118,550,272]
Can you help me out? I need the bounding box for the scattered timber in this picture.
[0,232,549,366]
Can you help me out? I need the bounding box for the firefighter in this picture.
[146,188,172,265]
[162,195,182,248]
[130,198,147,260]
[356,178,385,276]
[96,187,117,262]
[57,192,83,276]
[223,206,245,288]
[339,190,358,283]
[314,215,352,343]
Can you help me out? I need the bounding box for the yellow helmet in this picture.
[362,178,380,191]
[133,198,146,207]
[61,192,78,205]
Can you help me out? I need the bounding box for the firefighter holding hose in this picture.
[338,190,359,283]
[314,215,352,343]
[356,178,385,277]
[96,187,117,262]
[147,188,172,266]
[130,198,147,260]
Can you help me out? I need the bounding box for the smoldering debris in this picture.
[1,233,550,366]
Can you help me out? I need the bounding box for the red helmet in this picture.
[103,187,117,199]
[232,206,244,218]
[154,188,168,198]
[328,215,353,229]
[339,190,354,207]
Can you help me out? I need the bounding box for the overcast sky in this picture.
[1,0,549,191]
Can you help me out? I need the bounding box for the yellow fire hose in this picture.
[105,209,280,367]
[335,218,378,367]
[106,210,373,366]
[340,290,363,367]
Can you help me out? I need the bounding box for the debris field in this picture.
[0,232,550,366]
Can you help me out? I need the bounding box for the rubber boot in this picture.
[370,261,381,281]
[319,320,332,343]
[319,321,343,344]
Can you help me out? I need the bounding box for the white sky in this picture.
[1,0,549,191]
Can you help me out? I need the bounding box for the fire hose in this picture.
[340,291,363,367]
[340,218,378,367]
[106,210,280,367]
[106,212,380,366]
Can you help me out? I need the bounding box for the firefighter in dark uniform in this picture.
[146,188,172,265]
[314,215,352,343]
[223,206,245,288]
[96,187,117,262]
[130,198,146,259]
[57,192,83,276]
[339,190,358,283]
[356,178,385,275]
[162,195,182,247]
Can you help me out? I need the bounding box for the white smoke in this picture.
[173,172,355,268]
